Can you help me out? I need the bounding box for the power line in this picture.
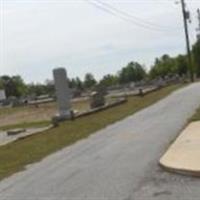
[94,0,179,31]
[86,0,180,33]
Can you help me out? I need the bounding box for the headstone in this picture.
[138,88,144,97]
[0,90,6,101]
[156,78,166,88]
[53,67,71,119]
[129,82,135,89]
[7,128,26,136]
[90,91,105,109]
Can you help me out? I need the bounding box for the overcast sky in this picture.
[0,0,199,83]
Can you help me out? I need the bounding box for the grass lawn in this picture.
[0,101,89,116]
[0,100,90,130]
[0,84,184,180]
[0,97,116,131]
[190,107,200,121]
[0,121,51,131]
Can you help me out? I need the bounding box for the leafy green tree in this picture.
[99,74,119,87]
[0,79,3,89]
[44,79,55,96]
[67,77,83,97]
[192,40,200,77]
[75,77,83,90]
[149,55,177,79]
[175,55,188,76]
[27,84,41,96]
[27,83,52,96]
[12,76,27,96]
[119,62,146,84]
[69,78,77,88]
[69,77,83,90]
[84,73,96,89]
[0,75,27,97]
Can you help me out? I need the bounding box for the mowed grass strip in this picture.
[0,84,184,180]
[190,107,200,121]
[0,100,90,129]
[0,121,51,131]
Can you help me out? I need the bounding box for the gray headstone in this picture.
[53,67,71,119]
[90,91,105,109]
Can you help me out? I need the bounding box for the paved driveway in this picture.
[1,83,200,200]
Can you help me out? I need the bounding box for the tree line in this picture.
[0,40,199,98]
[149,40,200,79]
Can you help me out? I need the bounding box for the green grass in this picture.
[190,107,200,122]
[0,84,184,180]
[0,121,51,131]
[0,106,24,116]
[0,100,90,131]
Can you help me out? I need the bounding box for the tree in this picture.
[75,77,83,90]
[27,84,45,96]
[12,76,28,96]
[69,77,83,90]
[84,73,96,89]
[192,40,200,77]
[0,79,3,89]
[45,79,55,96]
[119,62,146,84]
[99,74,119,87]
[27,82,55,97]
[69,78,77,88]
[149,54,177,79]
[175,55,188,76]
[0,75,27,97]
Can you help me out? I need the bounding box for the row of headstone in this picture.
[52,67,105,124]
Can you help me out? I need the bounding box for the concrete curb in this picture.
[159,121,200,177]
[159,162,200,177]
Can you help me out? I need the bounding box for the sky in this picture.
[0,0,200,83]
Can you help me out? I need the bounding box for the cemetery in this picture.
[1,1,200,198]
[0,67,190,180]
[0,67,187,160]
[0,82,183,180]
[0,67,183,132]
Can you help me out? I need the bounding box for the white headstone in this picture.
[0,90,6,101]
[53,68,71,119]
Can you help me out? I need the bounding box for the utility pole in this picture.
[180,0,194,82]
[197,9,200,40]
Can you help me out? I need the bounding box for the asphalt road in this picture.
[1,83,200,200]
